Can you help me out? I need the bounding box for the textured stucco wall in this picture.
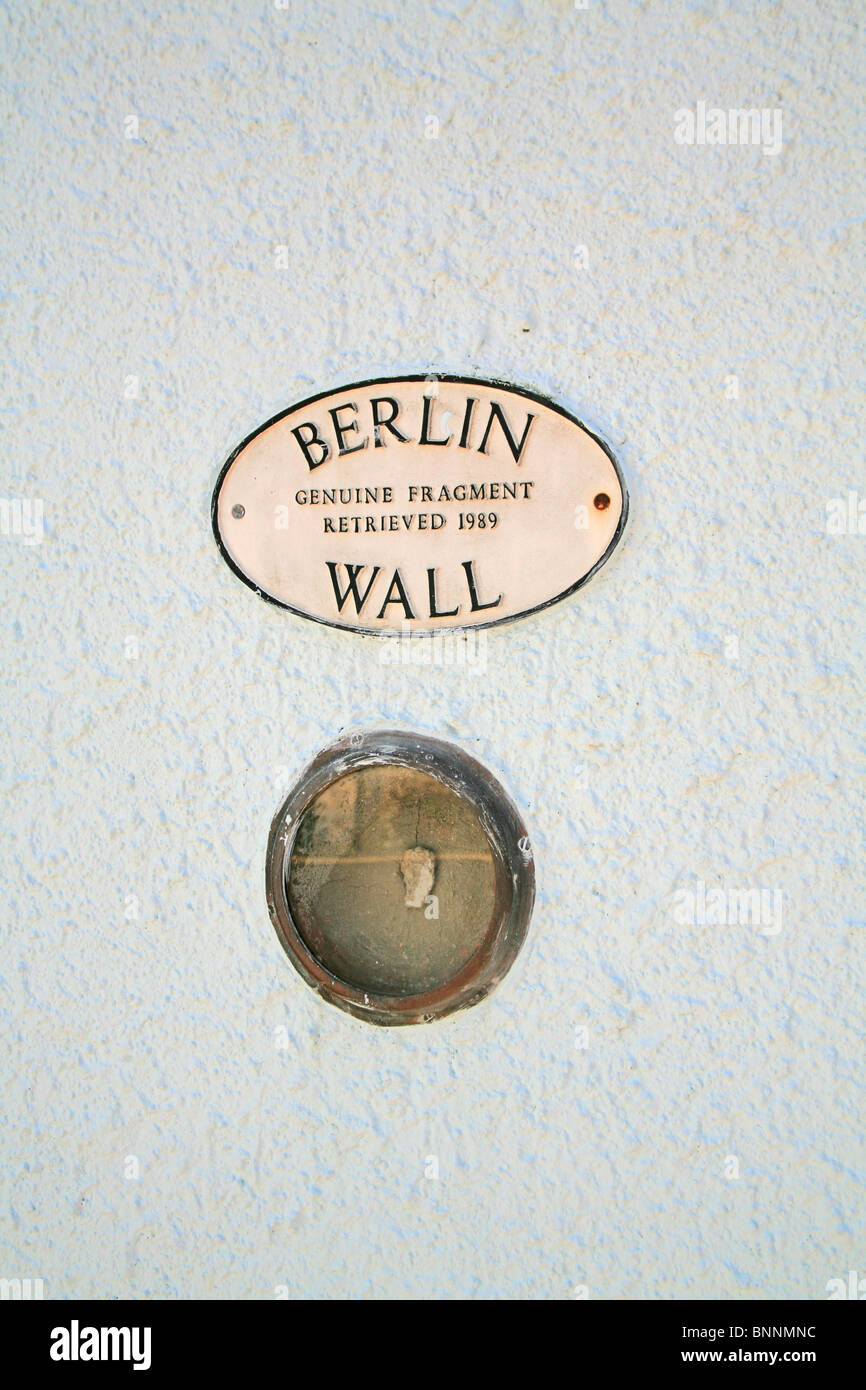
[1,0,863,1300]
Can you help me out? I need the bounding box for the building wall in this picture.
[2,0,862,1299]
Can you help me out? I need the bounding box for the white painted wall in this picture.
[2,0,862,1300]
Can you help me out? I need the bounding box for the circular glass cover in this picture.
[266,731,535,1026]
[287,764,497,997]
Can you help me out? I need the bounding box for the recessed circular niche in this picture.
[266,731,535,1026]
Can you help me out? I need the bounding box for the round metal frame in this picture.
[266,730,535,1026]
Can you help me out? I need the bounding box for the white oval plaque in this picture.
[212,375,627,633]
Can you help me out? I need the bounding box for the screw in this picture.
[593,493,610,511]
[232,504,245,519]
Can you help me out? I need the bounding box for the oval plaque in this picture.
[212,375,627,633]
